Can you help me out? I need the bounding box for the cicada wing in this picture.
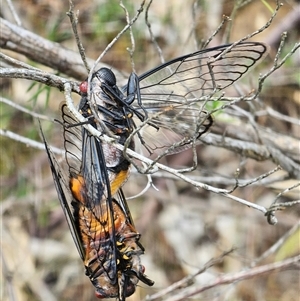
[60,104,118,282]
[124,42,266,156]
[115,189,135,227]
[137,42,267,102]
[41,127,85,261]
[61,103,83,176]
[133,104,213,156]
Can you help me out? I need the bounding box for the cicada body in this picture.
[42,100,153,300]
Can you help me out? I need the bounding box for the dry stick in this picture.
[266,182,300,222]
[154,255,300,301]
[0,68,79,93]
[149,171,288,187]
[265,3,300,48]
[0,52,41,71]
[228,166,282,192]
[120,0,136,71]
[202,15,230,49]
[212,0,282,62]
[67,0,90,73]
[145,0,165,63]
[252,221,300,266]
[0,97,51,121]
[0,129,64,155]
[145,249,235,301]
[5,0,22,26]
[88,0,146,77]
[257,107,300,125]
[256,35,300,96]
[0,18,125,81]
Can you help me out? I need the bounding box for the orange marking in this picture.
[110,170,129,195]
[70,175,85,204]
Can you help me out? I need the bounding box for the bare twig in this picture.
[5,0,22,26]
[152,255,300,301]
[256,35,300,96]
[119,0,136,71]
[1,96,52,121]
[0,18,125,81]
[0,68,79,93]
[145,0,165,63]
[0,129,64,154]
[66,0,90,73]
[252,221,300,265]
[145,249,234,301]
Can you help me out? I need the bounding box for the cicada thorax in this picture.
[78,74,136,196]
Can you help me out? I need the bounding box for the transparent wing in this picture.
[124,42,267,156]
[133,105,213,156]
[137,42,267,103]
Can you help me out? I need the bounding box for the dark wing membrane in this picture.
[80,128,112,213]
[61,104,118,281]
[40,127,85,261]
[125,42,266,156]
[115,189,135,227]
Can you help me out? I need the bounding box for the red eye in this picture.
[95,291,106,299]
[79,81,88,93]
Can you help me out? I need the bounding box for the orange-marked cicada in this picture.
[43,41,267,299]
[42,101,154,300]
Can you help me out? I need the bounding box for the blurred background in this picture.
[1,1,299,301]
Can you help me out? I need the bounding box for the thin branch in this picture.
[202,15,230,49]
[256,107,300,125]
[119,0,136,71]
[155,255,300,301]
[66,0,90,73]
[252,221,300,266]
[0,52,41,70]
[212,0,282,62]
[145,249,234,301]
[0,129,64,155]
[89,0,146,76]
[145,0,165,63]
[1,97,52,121]
[256,36,300,96]
[5,0,22,26]
[0,18,125,81]
[0,68,79,93]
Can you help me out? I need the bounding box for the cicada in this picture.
[81,42,267,161]
[42,102,154,300]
